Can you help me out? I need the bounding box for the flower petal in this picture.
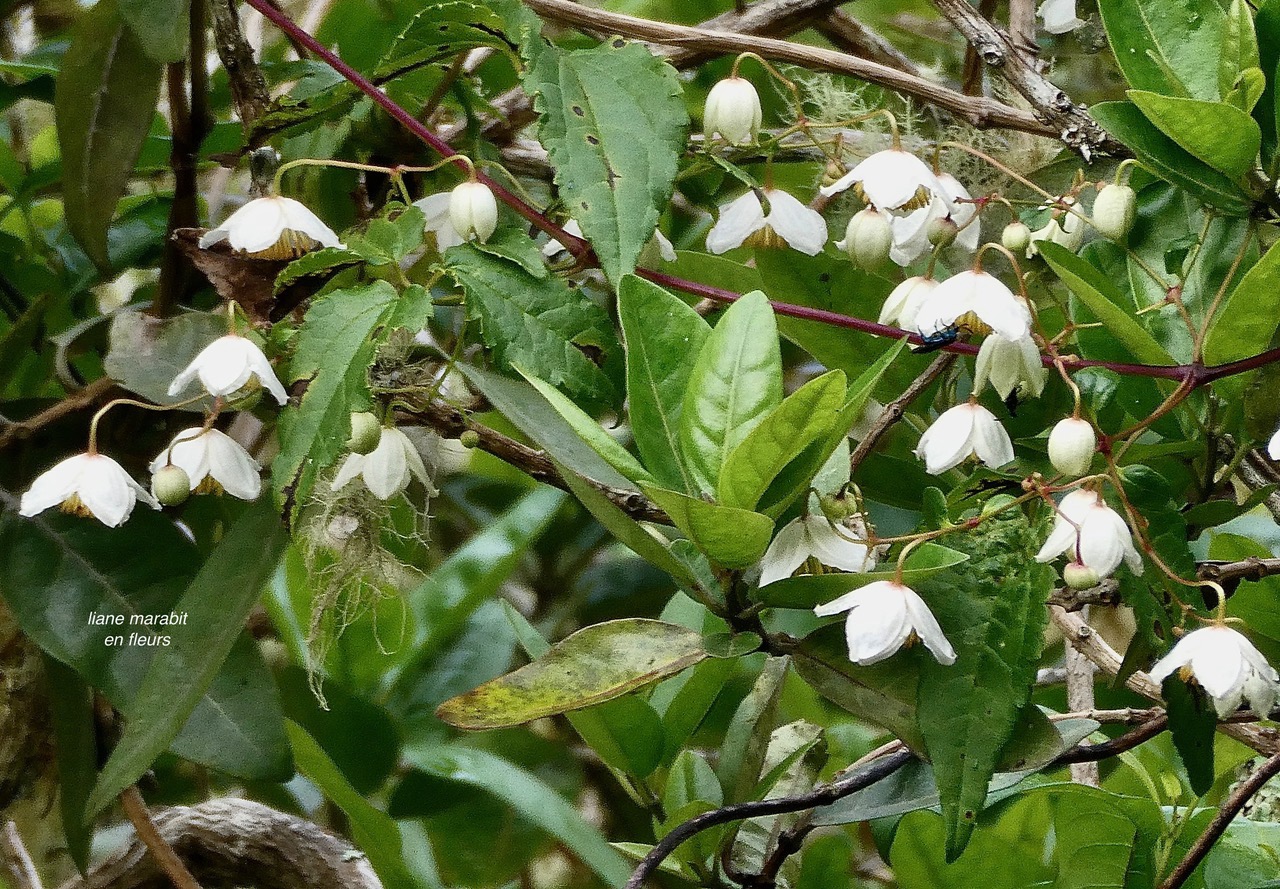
[204,430,262,500]
[19,454,87,516]
[75,455,136,527]
[916,403,977,474]
[902,588,957,665]
[968,406,1014,469]
[763,189,828,256]
[706,192,765,254]
[761,517,812,586]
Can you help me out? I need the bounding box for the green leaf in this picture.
[1128,90,1261,178]
[640,483,774,569]
[272,281,399,521]
[372,0,510,81]
[679,291,782,492]
[756,543,969,608]
[435,618,707,729]
[288,721,418,889]
[718,656,789,804]
[1224,66,1266,112]
[1089,101,1253,214]
[618,275,711,492]
[104,310,226,409]
[1162,675,1217,795]
[1036,241,1176,366]
[403,744,633,886]
[1051,789,1138,889]
[1221,0,1261,98]
[55,0,164,267]
[43,655,94,873]
[1257,0,1280,160]
[526,40,688,284]
[349,204,427,265]
[86,502,289,815]
[914,510,1055,859]
[117,0,188,62]
[1204,237,1280,366]
[718,371,845,512]
[1097,0,1226,100]
[448,245,619,408]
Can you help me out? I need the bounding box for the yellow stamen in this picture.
[58,494,94,518]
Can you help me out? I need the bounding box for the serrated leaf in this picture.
[618,275,711,492]
[679,291,782,492]
[372,0,511,80]
[914,510,1055,859]
[118,0,189,62]
[640,483,774,568]
[527,40,687,284]
[349,204,426,265]
[1128,90,1261,179]
[718,371,845,511]
[1051,789,1138,889]
[272,281,400,520]
[448,245,619,408]
[1097,0,1225,100]
[55,0,164,268]
[473,225,550,278]
[436,619,707,729]
[274,247,362,292]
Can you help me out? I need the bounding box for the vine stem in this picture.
[120,787,204,889]
[241,0,1280,387]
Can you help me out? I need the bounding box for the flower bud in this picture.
[703,76,762,146]
[1091,183,1136,241]
[843,208,894,271]
[347,411,382,455]
[1002,221,1031,253]
[459,429,481,449]
[927,215,959,248]
[1063,561,1100,590]
[449,180,498,243]
[1048,417,1097,477]
[151,465,192,507]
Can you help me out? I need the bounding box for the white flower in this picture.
[1027,199,1085,257]
[973,332,1046,400]
[814,580,956,666]
[820,148,942,212]
[705,188,827,256]
[887,173,981,266]
[1269,423,1280,461]
[19,453,159,527]
[915,402,1015,474]
[1150,626,1280,718]
[703,76,762,145]
[415,192,464,252]
[332,426,437,500]
[1035,488,1143,578]
[1038,0,1083,34]
[836,208,893,270]
[149,428,261,500]
[448,181,499,243]
[1047,417,1097,477]
[168,335,288,405]
[911,269,1032,341]
[879,276,938,330]
[1092,183,1137,241]
[199,196,343,259]
[542,219,675,263]
[759,513,876,586]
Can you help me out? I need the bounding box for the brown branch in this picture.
[849,352,955,475]
[396,399,669,523]
[119,788,204,889]
[209,0,270,133]
[59,798,384,889]
[1065,604,1100,785]
[520,0,1057,137]
[1007,0,1038,62]
[813,10,921,76]
[0,377,117,452]
[930,0,1124,157]
[1157,750,1280,889]
[1047,578,1120,611]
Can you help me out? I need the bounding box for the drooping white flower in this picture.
[887,173,981,266]
[820,148,942,212]
[759,513,876,586]
[415,192,464,252]
[915,401,1015,474]
[1027,198,1085,257]
[448,181,499,243]
[1150,626,1280,718]
[332,426,437,500]
[703,76,763,145]
[1269,424,1280,461]
[1047,417,1097,477]
[19,453,159,527]
[1035,488,1143,578]
[814,580,956,666]
[542,219,676,263]
[149,428,261,501]
[199,196,343,259]
[168,335,288,405]
[973,332,1046,400]
[1038,0,1083,34]
[911,269,1032,341]
[705,188,827,256]
[879,276,938,330]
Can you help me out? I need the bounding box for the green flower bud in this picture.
[347,411,382,455]
[1091,183,1136,241]
[1002,221,1031,253]
[842,208,894,271]
[151,465,192,506]
[1048,417,1096,477]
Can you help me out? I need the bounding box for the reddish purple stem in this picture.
[240,0,1280,387]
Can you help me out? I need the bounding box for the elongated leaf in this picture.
[756,543,969,608]
[87,502,289,815]
[404,744,633,886]
[914,510,1055,859]
[1089,101,1253,214]
[436,618,707,729]
[527,40,688,284]
[1097,0,1225,100]
[1128,90,1261,179]
[718,371,845,511]
[448,245,619,408]
[679,291,782,492]
[718,656,788,804]
[618,276,711,492]
[288,721,417,889]
[1162,676,1217,794]
[373,0,508,80]
[640,484,774,569]
[118,0,188,62]
[1222,0,1261,98]
[1037,241,1176,366]
[55,0,164,267]
[1204,238,1280,366]
[43,655,94,873]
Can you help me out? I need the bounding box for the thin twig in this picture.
[1051,715,1168,766]
[0,377,116,451]
[849,352,955,475]
[119,788,204,889]
[1065,604,1100,785]
[2,823,43,889]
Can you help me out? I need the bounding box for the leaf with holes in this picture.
[526,39,688,285]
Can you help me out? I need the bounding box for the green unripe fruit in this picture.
[927,216,959,248]
[152,465,192,506]
[347,411,382,455]
[1002,221,1031,253]
[1091,183,1136,241]
[459,429,481,448]
[1063,561,1100,590]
